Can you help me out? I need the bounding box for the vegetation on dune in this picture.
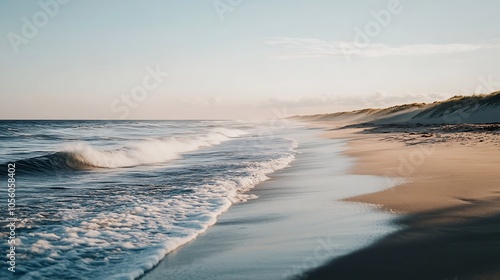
[291,91,500,123]
[413,91,500,119]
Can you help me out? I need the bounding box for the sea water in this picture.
[0,120,297,279]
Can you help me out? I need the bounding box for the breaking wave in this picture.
[10,128,247,173]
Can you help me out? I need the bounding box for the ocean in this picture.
[0,120,297,279]
[0,120,397,280]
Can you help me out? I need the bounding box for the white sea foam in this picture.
[3,120,298,279]
[17,145,297,279]
[61,128,247,169]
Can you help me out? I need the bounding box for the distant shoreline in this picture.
[291,91,500,126]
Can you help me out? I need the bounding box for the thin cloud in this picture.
[261,92,447,108]
[266,37,500,58]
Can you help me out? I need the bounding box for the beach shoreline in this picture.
[305,123,500,280]
[140,126,399,280]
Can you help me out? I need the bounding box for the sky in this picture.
[1,0,500,119]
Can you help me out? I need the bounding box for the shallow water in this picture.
[0,120,297,279]
[142,127,400,280]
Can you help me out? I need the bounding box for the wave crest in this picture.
[11,128,247,173]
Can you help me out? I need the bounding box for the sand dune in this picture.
[296,91,500,280]
[293,91,500,125]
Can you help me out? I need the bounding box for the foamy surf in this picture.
[16,153,296,280]
[107,154,296,280]
[13,127,248,172]
[0,121,296,280]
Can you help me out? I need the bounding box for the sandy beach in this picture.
[4,1,500,278]
[141,127,399,280]
[305,123,500,280]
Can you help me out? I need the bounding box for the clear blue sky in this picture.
[1,0,500,119]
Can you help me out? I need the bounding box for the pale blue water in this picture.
[142,127,399,280]
[0,120,297,279]
[0,121,399,280]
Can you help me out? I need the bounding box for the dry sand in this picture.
[306,123,500,280]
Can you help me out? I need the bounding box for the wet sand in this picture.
[141,128,398,280]
[306,123,500,280]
